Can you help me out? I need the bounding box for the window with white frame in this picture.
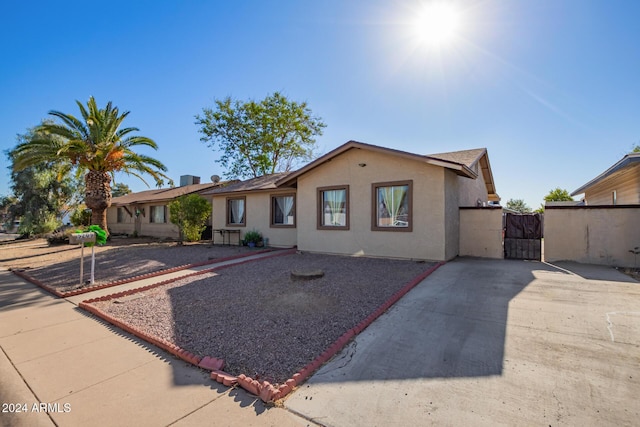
[150,205,167,223]
[271,194,295,226]
[317,186,349,229]
[227,197,246,226]
[372,180,412,231]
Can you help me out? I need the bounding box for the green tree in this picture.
[632,144,640,153]
[169,194,211,242]
[70,205,92,226]
[11,97,172,235]
[544,187,573,202]
[112,183,132,198]
[506,198,532,213]
[6,125,80,236]
[195,92,326,179]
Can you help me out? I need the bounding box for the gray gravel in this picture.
[90,252,436,385]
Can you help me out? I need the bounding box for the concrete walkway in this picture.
[285,258,640,426]
[0,252,314,427]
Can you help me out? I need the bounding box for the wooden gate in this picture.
[503,213,543,260]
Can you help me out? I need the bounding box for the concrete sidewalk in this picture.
[0,263,313,427]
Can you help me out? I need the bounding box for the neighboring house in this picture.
[203,140,500,261]
[107,176,227,239]
[571,153,640,205]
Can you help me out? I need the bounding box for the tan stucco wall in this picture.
[544,207,640,267]
[106,203,186,240]
[106,207,134,235]
[444,171,460,260]
[584,167,640,205]
[459,208,504,259]
[295,148,449,260]
[458,163,490,207]
[211,190,297,247]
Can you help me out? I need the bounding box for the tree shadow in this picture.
[16,244,254,292]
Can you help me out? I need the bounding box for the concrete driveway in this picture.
[285,258,640,426]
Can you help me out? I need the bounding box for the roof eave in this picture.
[571,154,640,196]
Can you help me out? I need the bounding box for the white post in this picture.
[79,244,84,285]
[90,245,95,285]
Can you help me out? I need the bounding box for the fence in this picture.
[544,205,640,268]
[459,207,504,259]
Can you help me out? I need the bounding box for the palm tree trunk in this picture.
[85,170,112,235]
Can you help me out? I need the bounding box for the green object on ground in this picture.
[74,225,107,247]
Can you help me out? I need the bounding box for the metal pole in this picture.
[90,245,95,285]
[79,244,84,285]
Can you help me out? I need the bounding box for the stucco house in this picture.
[205,173,297,247]
[204,140,500,261]
[571,152,640,205]
[107,176,227,239]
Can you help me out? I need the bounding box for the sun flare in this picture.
[413,2,461,48]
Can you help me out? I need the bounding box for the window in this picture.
[612,190,617,205]
[226,197,246,226]
[117,207,125,223]
[317,186,349,229]
[372,180,413,232]
[271,194,295,227]
[150,205,167,223]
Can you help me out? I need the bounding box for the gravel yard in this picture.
[1,238,255,292]
[88,252,436,385]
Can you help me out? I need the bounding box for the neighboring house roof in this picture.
[111,182,225,206]
[571,153,640,196]
[202,172,293,196]
[276,140,499,201]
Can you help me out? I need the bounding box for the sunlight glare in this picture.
[413,2,461,48]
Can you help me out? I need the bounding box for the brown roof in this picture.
[276,140,480,188]
[571,153,640,196]
[427,148,486,168]
[111,182,225,206]
[203,173,292,195]
[275,140,499,201]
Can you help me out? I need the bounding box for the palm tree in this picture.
[12,97,171,235]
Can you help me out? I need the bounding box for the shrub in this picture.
[47,228,74,245]
[243,229,262,244]
[70,206,92,227]
[169,194,211,242]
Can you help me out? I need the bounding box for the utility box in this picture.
[180,175,201,186]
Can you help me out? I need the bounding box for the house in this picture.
[107,176,227,239]
[205,173,297,247]
[571,152,640,205]
[203,140,500,261]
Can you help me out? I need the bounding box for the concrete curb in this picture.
[80,255,443,403]
[11,247,278,298]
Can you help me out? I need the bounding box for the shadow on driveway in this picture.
[310,259,570,381]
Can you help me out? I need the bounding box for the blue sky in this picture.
[1,0,639,209]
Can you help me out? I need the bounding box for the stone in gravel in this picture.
[290,269,325,280]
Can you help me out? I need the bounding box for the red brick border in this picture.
[79,255,444,403]
[12,247,279,298]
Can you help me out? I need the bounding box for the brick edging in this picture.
[11,247,279,298]
[80,256,444,403]
[77,249,299,389]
